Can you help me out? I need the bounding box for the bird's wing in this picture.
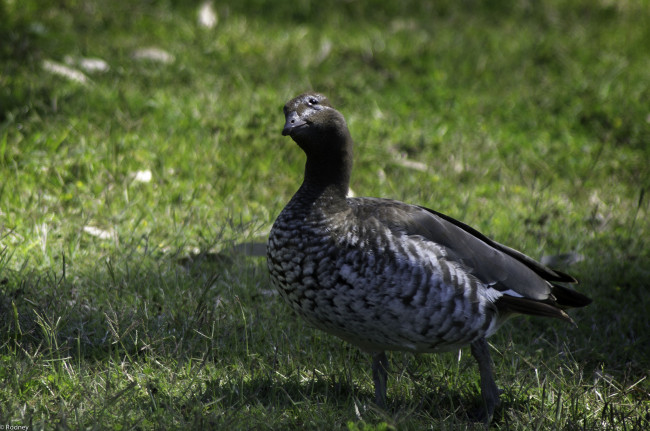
[351,197,573,301]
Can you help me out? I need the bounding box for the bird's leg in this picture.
[470,338,501,423]
[372,351,389,408]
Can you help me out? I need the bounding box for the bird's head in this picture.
[281,93,351,154]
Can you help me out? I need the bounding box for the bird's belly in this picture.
[267,228,498,353]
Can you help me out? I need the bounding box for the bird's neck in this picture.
[293,125,354,200]
[300,147,353,200]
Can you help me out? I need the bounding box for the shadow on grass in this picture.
[1,233,649,428]
[143,367,495,427]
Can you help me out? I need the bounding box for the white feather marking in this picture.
[500,289,524,298]
[483,287,504,303]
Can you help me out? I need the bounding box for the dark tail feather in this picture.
[551,284,592,308]
[496,295,575,324]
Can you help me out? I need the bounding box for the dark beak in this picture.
[282,111,307,136]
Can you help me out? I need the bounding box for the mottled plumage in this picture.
[267,92,591,422]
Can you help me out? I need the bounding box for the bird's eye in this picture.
[308,98,319,105]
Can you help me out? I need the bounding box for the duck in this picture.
[266,92,591,422]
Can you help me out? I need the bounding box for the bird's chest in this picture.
[267,203,378,330]
[267,208,341,296]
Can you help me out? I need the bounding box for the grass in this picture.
[1,0,649,429]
